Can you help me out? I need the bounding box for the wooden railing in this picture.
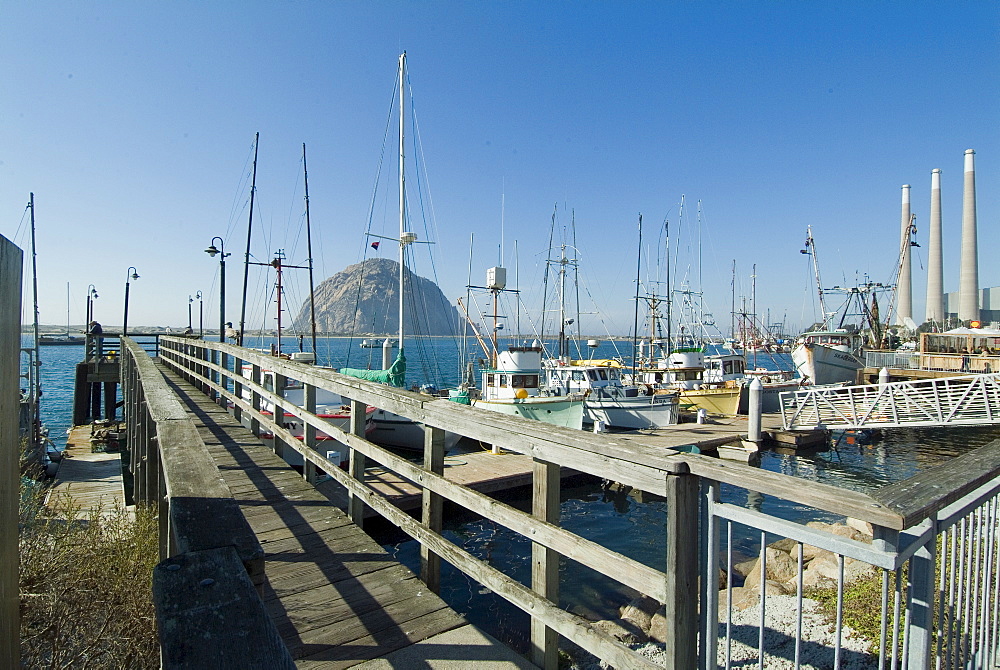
[119,338,295,668]
[154,336,1000,669]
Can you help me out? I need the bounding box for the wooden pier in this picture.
[154,361,533,668]
[45,425,128,516]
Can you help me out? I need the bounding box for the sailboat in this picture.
[337,52,460,450]
[237,141,375,467]
[39,283,84,345]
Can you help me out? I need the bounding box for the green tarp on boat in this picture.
[339,349,407,388]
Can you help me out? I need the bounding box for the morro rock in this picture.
[293,258,461,336]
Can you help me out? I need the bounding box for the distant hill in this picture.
[292,257,461,336]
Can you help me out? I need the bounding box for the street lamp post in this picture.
[205,238,230,343]
[188,295,193,331]
[122,267,139,338]
[196,290,203,338]
[86,284,98,324]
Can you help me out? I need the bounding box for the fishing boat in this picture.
[630,348,742,416]
[457,265,584,429]
[791,226,891,385]
[545,358,679,429]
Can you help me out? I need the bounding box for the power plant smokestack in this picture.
[925,169,944,324]
[959,149,979,322]
[896,184,913,325]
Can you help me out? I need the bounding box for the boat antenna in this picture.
[540,204,556,349]
[665,212,672,354]
[631,213,642,375]
[302,143,318,355]
[239,132,260,345]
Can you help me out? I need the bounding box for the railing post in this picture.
[421,425,444,593]
[272,372,287,460]
[347,398,366,527]
[302,383,317,484]
[249,363,261,436]
[699,480,721,670]
[665,471,699,670]
[232,355,243,420]
[531,458,560,670]
[906,516,937,667]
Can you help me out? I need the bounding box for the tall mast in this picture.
[302,143,317,354]
[398,52,406,350]
[239,132,260,345]
[803,226,829,328]
[631,214,642,373]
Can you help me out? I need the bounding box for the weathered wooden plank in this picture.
[153,547,295,669]
[872,438,1000,527]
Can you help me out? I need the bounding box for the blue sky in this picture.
[2,2,997,337]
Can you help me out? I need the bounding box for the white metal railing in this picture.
[780,373,1000,430]
[865,350,920,370]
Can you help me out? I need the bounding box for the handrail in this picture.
[120,337,293,668]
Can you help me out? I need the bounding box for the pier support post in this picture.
[879,367,889,385]
[421,425,444,593]
[747,378,763,443]
[531,458,560,670]
[665,472,699,670]
[0,235,21,670]
[347,398,367,528]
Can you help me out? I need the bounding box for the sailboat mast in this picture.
[239,132,260,345]
[398,52,406,350]
[302,143,317,354]
[274,253,284,354]
[28,193,41,457]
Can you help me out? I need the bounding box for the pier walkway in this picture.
[45,425,128,517]
[154,361,534,669]
[780,371,1000,430]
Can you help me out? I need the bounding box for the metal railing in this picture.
[779,373,1000,430]
[153,336,1000,669]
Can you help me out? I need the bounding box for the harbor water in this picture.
[25,335,1000,653]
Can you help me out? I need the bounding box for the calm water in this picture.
[25,335,1000,652]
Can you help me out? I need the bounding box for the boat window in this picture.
[598,369,609,380]
[487,374,495,386]
[723,362,733,374]
[572,370,585,382]
[499,374,508,387]
[735,360,745,374]
[525,374,539,388]
[512,375,525,387]
[587,370,598,381]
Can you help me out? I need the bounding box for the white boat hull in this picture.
[473,396,584,430]
[583,393,679,429]
[792,342,862,385]
[369,409,462,451]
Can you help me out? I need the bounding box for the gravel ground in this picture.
[567,595,878,669]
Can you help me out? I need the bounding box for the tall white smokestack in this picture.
[959,149,979,322]
[896,184,912,325]
[925,169,944,325]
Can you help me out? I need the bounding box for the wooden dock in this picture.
[158,364,535,669]
[45,425,128,516]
